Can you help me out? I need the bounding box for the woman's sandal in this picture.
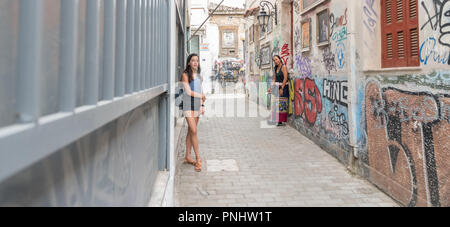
[184,158,196,166]
[194,159,202,172]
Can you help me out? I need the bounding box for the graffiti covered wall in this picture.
[362,75,449,207]
[290,1,353,164]
[288,0,449,206]
[357,0,450,207]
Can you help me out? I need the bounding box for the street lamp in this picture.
[257,1,277,33]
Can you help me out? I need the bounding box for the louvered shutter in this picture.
[381,0,419,67]
[406,0,419,66]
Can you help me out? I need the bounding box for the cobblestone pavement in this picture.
[174,83,399,207]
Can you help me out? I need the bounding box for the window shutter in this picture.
[381,0,419,67]
[406,0,420,66]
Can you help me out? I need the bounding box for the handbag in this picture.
[175,85,184,110]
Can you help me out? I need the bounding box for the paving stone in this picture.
[174,90,398,207]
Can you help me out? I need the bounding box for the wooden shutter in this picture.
[381,0,419,67]
[406,0,419,66]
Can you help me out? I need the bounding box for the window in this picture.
[381,0,419,68]
[222,30,236,48]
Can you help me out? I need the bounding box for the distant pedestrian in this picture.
[181,53,206,172]
[268,55,289,126]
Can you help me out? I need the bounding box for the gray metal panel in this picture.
[150,0,155,88]
[0,98,161,206]
[140,0,147,91]
[0,0,19,127]
[115,0,127,98]
[76,0,87,107]
[157,0,162,86]
[84,0,100,105]
[103,0,116,101]
[0,0,176,206]
[40,0,61,117]
[0,84,168,183]
[17,0,43,123]
[134,0,141,92]
[145,0,150,89]
[59,0,79,112]
[97,1,105,101]
[126,0,135,94]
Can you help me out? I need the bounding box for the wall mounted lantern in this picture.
[257,1,277,33]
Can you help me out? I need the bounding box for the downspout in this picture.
[348,0,360,160]
[163,0,177,207]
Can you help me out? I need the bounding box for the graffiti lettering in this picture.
[322,47,336,74]
[293,0,301,14]
[363,0,378,34]
[281,44,290,65]
[295,55,312,78]
[330,9,348,36]
[421,0,450,48]
[328,105,349,137]
[440,0,450,47]
[294,78,323,125]
[332,26,348,42]
[420,37,450,65]
[323,79,348,107]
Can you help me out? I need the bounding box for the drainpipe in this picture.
[348,0,360,160]
[162,0,177,207]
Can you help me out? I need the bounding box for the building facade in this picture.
[245,0,449,207]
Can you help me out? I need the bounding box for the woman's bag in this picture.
[175,84,184,110]
[270,85,288,123]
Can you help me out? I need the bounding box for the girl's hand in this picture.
[202,94,207,102]
[267,88,272,94]
[201,106,205,115]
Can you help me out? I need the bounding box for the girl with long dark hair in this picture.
[268,55,289,126]
[181,54,206,172]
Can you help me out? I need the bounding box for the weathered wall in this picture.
[287,0,449,206]
[0,99,161,206]
[358,0,449,207]
[362,76,449,207]
[290,0,353,165]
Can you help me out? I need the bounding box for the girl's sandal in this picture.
[194,159,202,172]
[184,158,196,166]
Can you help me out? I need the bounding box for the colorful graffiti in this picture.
[322,47,337,74]
[363,0,378,34]
[330,9,348,43]
[294,78,323,125]
[295,55,312,78]
[335,42,346,69]
[323,79,348,107]
[281,44,290,65]
[328,104,349,138]
[330,8,348,36]
[420,37,450,65]
[365,80,449,207]
[292,76,351,155]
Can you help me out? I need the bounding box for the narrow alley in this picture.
[174,83,398,207]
